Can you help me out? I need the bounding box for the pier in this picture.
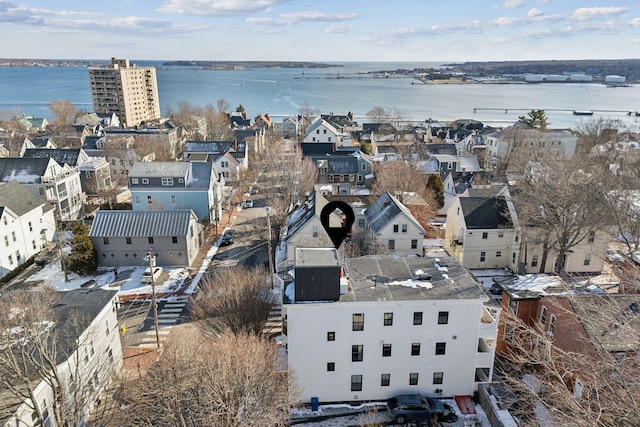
[473,107,637,115]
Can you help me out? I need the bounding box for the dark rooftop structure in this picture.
[23,148,82,167]
[342,251,487,302]
[460,197,512,229]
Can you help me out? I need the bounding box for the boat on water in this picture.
[573,110,594,116]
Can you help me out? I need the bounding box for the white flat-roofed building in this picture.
[283,249,499,404]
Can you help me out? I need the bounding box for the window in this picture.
[393,224,399,233]
[435,342,447,355]
[8,254,13,265]
[103,237,109,245]
[352,345,363,362]
[588,231,595,243]
[411,343,421,356]
[11,231,16,241]
[381,373,390,386]
[413,312,423,325]
[362,164,367,170]
[221,161,228,168]
[316,129,320,134]
[402,224,408,233]
[383,312,393,326]
[126,237,132,245]
[409,373,419,385]
[131,178,139,184]
[438,311,449,325]
[382,344,392,357]
[411,240,418,249]
[142,178,149,184]
[171,195,177,205]
[161,177,174,186]
[172,236,178,244]
[584,254,591,266]
[498,231,504,238]
[147,195,153,205]
[4,236,8,246]
[548,314,557,336]
[496,251,502,257]
[532,254,539,267]
[388,239,395,250]
[323,129,327,134]
[351,375,363,391]
[482,232,488,239]
[105,320,110,337]
[327,331,335,341]
[352,313,364,331]
[327,362,335,372]
[312,226,319,238]
[512,252,517,263]
[433,372,444,385]
[480,251,486,262]
[28,221,32,232]
[32,240,36,250]
[148,237,154,245]
[540,306,547,327]
[134,195,140,204]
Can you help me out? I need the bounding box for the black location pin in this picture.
[320,200,355,249]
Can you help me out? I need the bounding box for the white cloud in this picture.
[326,24,352,33]
[158,0,292,17]
[570,7,630,22]
[248,10,359,26]
[527,8,544,18]
[502,0,525,9]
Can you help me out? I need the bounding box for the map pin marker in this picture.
[320,200,355,249]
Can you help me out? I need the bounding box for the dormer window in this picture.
[161,178,174,186]
[131,178,139,184]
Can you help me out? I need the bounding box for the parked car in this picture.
[241,199,254,208]
[141,266,163,283]
[34,246,58,266]
[387,394,445,425]
[220,229,235,246]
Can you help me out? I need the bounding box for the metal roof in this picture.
[89,209,195,237]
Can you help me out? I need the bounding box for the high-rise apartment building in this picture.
[88,58,161,128]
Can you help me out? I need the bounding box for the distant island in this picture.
[162,60,338,70]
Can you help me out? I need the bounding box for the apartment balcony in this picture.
[41,166,79,184]
[479,305,499,337]
[476,337,495,367]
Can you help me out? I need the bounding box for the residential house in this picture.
[445,196,516,270]
[183,140,248,182]
[23,148,112,196]
[304,119,352,148]
[254,113,272,129]
[284,192,341,261]
[283,248,499,403]
[314,155,360,194]
[17,116,49,133]
[89,209,203,267]
[485,126,577,165]
[0,157,83,222]
[103,120,181,159]
[1,288,123,427]
[128,161,223,222]
[363,192,426,255]
[279,115,304,140]
[19,137,56,157]
[0,182,56,278]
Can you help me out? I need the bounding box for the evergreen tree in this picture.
[67,223,98,275]
[519,109,549,129]
[427,174,445,209]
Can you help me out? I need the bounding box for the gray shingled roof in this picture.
[23,148,82,167]
[0,157,52,183]
[128,162,190,178]
[89,210,194,237]
[184,141,234,154]
[460,197,513,229]
[0,181,53,216]
[364,192,425,234]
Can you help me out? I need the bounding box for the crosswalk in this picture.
[137,298,188,348]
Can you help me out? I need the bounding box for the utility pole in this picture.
[147,250,160,349]
[265,206,275,290]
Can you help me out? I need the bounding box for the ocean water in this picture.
[0,61,639,130]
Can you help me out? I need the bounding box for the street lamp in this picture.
[146,250,160,349]
[265,207,275,290]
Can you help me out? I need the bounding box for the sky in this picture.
[0,0,638,62]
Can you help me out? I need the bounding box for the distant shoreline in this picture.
[0,58,339,69]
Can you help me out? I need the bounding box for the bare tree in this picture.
[111,330,296,426]
[513,157,610,274]
[366,106,389,123]
[575,117,624,154]
[191,266,276,337]
[0,288,113,427]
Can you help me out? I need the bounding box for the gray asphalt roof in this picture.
[89,210,194,237]
[460,197,513,229]
[0,181,53,216]
[128,162,190,177]
[342,252,487,302]
[364,192,424,235]
[23,148,82,167]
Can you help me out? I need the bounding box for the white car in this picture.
[141,266,163,283]
[241,199,254,208]
[606,249,624,264]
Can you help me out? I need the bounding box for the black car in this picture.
[220,229,235,246]
[387,394,445,425]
